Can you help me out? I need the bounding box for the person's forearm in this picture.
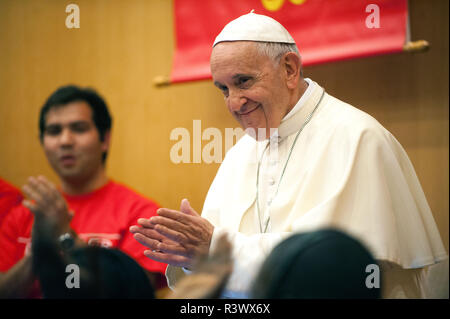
[0,255,36,298]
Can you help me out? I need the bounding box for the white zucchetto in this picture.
[213,10,296,47]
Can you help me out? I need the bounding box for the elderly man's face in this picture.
[211,42,291,139]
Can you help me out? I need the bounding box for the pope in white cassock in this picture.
[130,12,447,298]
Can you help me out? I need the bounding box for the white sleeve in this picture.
[210,226,290,298]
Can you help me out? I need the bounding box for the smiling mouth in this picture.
[238,104,260,116]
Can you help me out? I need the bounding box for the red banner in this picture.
[171,0,408,83]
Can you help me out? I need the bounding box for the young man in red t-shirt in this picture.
[0,85,167,298]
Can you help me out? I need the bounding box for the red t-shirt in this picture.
[0,178,23,226]
[0,180,167,297]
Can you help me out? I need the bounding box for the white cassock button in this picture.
[269,179,275,186]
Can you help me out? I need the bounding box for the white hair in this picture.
[254,41,302,76]
[254,41,299,62]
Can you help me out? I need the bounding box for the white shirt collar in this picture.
[282,78,315,122]
[269,78,316,141]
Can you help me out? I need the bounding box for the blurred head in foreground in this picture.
[251,229,381,299]
[32,218,154,299]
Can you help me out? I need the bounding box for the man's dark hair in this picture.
[39,85,113,163]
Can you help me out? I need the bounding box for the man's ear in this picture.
[101,130,111,152]
[283,52,302,89]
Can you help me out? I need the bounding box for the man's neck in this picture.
[60,169,109,196]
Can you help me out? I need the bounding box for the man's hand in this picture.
[130,199,214,269]
[22,176,73,235]
[166,233,233,299]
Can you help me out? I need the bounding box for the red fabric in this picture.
[0,178,23,226]
[0,180,167,297]
[171,0,407,83]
